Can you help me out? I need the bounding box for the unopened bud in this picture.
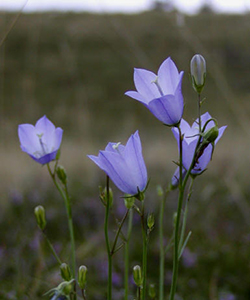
[133,265,143,287]
[147,214,155,230]
[60,263,72,281]
[78,265,88,289]
[124,197,135,209]
[149,283,156,298]
[34,205,46,230]
[203,126,219,144]
[56,165,67,185]
[156,185,163,197]
[190,54,206,94]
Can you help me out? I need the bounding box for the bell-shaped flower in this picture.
[125,57,184,126]
[18,115,63,165]
[88,131,148,196]
[171,112,226,179]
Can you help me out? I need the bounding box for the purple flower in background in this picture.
[88,131,147,196]
[125,57,184,126]
[18,115,63,165]
[172,112,226,180]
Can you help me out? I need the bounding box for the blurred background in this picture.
[0,0,250,299]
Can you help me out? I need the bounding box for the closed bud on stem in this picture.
[149,283,156,299]
[78,265,88,289]
[56,165,67,185]
[156,185,163,197]
[60,263,72,281]
[133,265,143,287]
[124,197,135,209]
[190,54,206,94]
[147,213,155,230]
[203,126,219,144]
[34,205,46,230]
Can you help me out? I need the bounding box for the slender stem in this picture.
[169,125,183,300]
[47,164,76,299]
[159,189,170,300]
[140,200,148,300]
[125,209,133,300]
[104,176,112,300]
[111,209,129,256]
[42,231,62,265]
[198,93,202,132]
[178,178,194,256]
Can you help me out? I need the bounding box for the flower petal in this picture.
[157,57,181,94]
[134,68,161,103]
[18,124,41,155]
[123,131,147,192]
[148,94,183,125]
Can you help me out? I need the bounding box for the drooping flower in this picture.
[18,115,63,165]
[88,131,147,196]
[125,57,184,126]
[171,112,226,181]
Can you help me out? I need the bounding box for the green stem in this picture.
[178,178,194,256]
[42,231,62,265]
[169,125,183,300]
[125,209,133,300]
[159,189,170,300]
[47,164,76,299]
[104,176,112,300]
[198,93,202,132]
[140,200,148,300]
[111,209,129,256]
[169,123,202,299]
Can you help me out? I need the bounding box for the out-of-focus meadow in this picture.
[1,9,250,299]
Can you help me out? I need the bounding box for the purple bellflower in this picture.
[171,112,226,183]
[88,131,147,196]
[125,57,184,126]
[18,115,63,165]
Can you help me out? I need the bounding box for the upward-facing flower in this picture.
[172,112,226,179]
[125,57,184,126]
[18,115,63,165]
[88,131,147,196]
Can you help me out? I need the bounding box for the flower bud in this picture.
[34,205,46,230]
[147,213,155,230]
[190,54,206,94]
[203,126,219,144]
[149,283,156,298]
[78,265,88,289]
[60,263,72,281]
[133,265,143,287]
[124,197,135,209]
[56,165,67,185]
[156,185,163,197]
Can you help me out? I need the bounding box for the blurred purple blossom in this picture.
[181,248,197,268]
[171,112,226,181]
[125,57,184,126]
[18,115,63,165]
[88,131,147,196]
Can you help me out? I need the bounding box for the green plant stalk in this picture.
[140,200,148,300]
[159,189,170,300]
[104,176,112,300]
[169,125,184,300]
[178,178,194,256]
[125,209,133,300]
[169,98,203,299]
[42,231,62,266]
[47,164,76,299]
